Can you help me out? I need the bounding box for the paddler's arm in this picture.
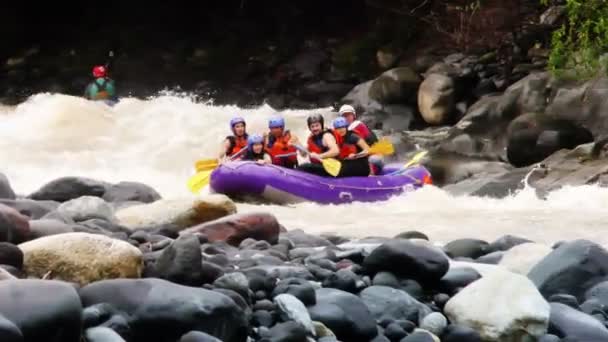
[348,137,371,159]
[317,133,340,159]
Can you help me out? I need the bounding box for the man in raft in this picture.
[84,65,117,103]
[339,104,384,175]
[295,113,371,177]
[242,134,272,164]
[218,116,248,162]
[265,116,298,169]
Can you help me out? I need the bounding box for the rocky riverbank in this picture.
[1,174,608,341]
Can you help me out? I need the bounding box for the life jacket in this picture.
[307,130,333,164]
[226,134,248,158]
[334,131,359,160]
[349,120,378,145]
[91,78,113,100]
[266,130,297,167]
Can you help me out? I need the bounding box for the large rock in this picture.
[0,203,30,243]
[0,242,23,269]
[28,219,74,239]
[115,195,236,231]
[359,285,432,323]
[102,181,161,203]
[79,278,247,342]
[498,242,552,275]
[362,239,449,284]
[0,173,15,200]
[0,199,59,219]
[548,302,608,340]
[56,196,114,222]
[180,212,280,246]
[19,232,143,285]
[444,270,550,341]
[308,288,377,341]
[369,67,421,105]
[0,313,22,342]
[528,239,608,301]
[0,279,82,342]
[442,238,489,259]
[275,293,315,336]
[154,234,203,286]
[28,177,109,202]
[418,73,455,125]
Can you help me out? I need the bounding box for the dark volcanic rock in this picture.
[28,177,109,202]
[0,199,59,219]
[179,330,223,342]
[0,203,30,243]
[0,313,23,342]
[102,181,161,203]
[443,238,489,259]
[362,239,449,284]
[0,242,23,269]
[439,266,482,295]
[272,278,316,306]
[487,235,532,253]
[79,278,247,342]
[441,324,482,342]
[155,234,203,286]
[359,286,431,324]
[548,302,608,341]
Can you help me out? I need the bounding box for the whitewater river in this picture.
[2,93,608,244]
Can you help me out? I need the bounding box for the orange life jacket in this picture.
[307,130,358,161]
[266,130,297,167]
[334,131,358,160]
[226,134,248,157]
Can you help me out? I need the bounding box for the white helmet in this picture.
[338,104,356,118]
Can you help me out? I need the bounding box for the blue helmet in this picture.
[333,117,349,129]
[247,134,264,149]
[268,116,285,129]
[230,116,246,129]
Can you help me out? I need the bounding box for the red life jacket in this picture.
[349,120,378,145]
[226,134,248,157]
[307,130,358,161]
[266,130,297,167]
[334,131,358,160]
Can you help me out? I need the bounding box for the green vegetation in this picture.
[543,0,608,79]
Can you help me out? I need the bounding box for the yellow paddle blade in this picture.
[322,158,342,177]
[195,159,219,172]
[403,151,428,168]
[187,170,213,194]
[368,139,395,155]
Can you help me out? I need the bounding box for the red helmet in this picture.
[92,65,107,78]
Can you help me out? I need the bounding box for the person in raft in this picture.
[339,104,384,175]
[295,114,371,177]
[84,65,118,103]
[242,134,272,164]
[218,116,248,162]
[265,116,298,168]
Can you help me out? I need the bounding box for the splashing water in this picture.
[2,93,608,245]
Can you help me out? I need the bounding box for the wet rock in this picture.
[372,271,400,288]
[275,293,315,336]
[280,229,333,248]
[213,272,250,300]
[498,242,552,275]
[272,278,316,306]
[440,324,482,342]
[0,203,30,243]
[0,313,22,342]
[360,286,432,324]
[264,321,308,342]
[252,309,274,327]
[102,181,161,203]
[475,251,504,264]
[19,232,143,285]
[401,330,439,342]
[56,196,114,222]
[362,239,449,284]
[439,266,481,295]
[420,312,448,337]
[548,294,579,309]
[418,73,455,125]
[443,238,489,259]
[85,326,126,342]
[155,234,203,286]
[28,176,108,202]
[308,288,377,341]
[393,231,429,240]
[80,278,247,342]
[384,322,407,341]
[0,199,59,219]
[115,195,236,231]
[0,173,15,200]
[445,270,550,341]
[0,279,82,342]
[0,267,17,281]
[322,268,359,293]
[528,239,608,301]
[433,293,450,310]
[585,280,608,306]
[179,331,222,342]
[487,234,533,253]
[28,219,74,239]
[538,334,561,342]
[0,242,22,269]
[548,302,608,340]
[181,212,279,246]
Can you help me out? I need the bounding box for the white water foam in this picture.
[2,93,607,245]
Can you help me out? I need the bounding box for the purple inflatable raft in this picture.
[209,161,432,205]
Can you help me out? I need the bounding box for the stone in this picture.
[0,173,15,200]
[0,199,59,219]
[19,232,143,285]
[419,312,448,336]
[369,67,421,105]
[418,73,455,125]
[441,324,482,342]
[80,278,247,342]
[213,272,250,300]
[85,326,126,342]
[439,266,481,295]
[0,313,22,342]
[0,242,22,269]
[115,195,236,231]
[28,177,108,202]
[56,196,114,222]
[528,239,608,301]
[275,293,315,336]
[443,238,489,259]
[102,181,161,203]
[498,242,552,275]
[155,234,203,286]
[181,212,280,246]
[264,321,308,342]
[359,286,432,324]
[0,203,30,243]
[272,278,316,306]
[280,229,333,248]
[179,331,222,342]
[487,235,533,253]
[444,270,550,341]
[28,219,74,239]
[548,302,608,340]
[363,239,449,284]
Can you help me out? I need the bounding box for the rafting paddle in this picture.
[187,147,249,193]
[388,150,428,176]
[368,138,395,155]
[293,144,341,177]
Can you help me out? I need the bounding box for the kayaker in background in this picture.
[294,113,341,176]
[338,104,378,145]
[242,134,272,164]
[218,116,249,161]
[265,116,298,169]
[332,117,371,177]
[84,64,117,103]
